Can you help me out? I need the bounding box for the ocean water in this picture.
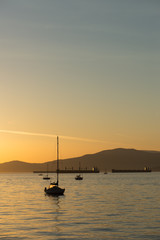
[0,172,159,240]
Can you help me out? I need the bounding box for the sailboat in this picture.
[75,161,83,180]
[44,136,65,195]
[75,174,83,180]
[43,164,50,180]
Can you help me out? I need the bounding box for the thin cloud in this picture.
[0,129,107,143]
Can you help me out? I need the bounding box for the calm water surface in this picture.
[0,172,159,239]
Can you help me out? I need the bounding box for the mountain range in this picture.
[0,148,160,172]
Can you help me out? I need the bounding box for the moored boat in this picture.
[43,164,50,180]
[75,174,83,180]
[44,136,65,195]
[43,175,50,180]
[44,183,65,195]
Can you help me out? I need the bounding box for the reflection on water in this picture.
[0,172,159,239]
[46,195,62,234]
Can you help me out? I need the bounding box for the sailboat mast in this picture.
[57,136,59,185]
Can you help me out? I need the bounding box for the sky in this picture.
[0,0,160,163]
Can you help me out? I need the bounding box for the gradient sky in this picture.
[0,0,160,163]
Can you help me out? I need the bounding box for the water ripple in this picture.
[0,172,160,239]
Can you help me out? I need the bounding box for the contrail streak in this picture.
[0,129,107,143]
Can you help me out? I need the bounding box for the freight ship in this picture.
[34,167,99,174]
[112,167,151,173]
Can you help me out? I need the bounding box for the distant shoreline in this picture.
[0,148,160,172]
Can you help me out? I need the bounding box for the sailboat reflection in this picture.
[46,195,62,234]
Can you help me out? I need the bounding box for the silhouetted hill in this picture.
[0,148,160,172]
[0,160,51,172]
[59,148,160,172]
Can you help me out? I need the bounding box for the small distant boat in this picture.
[75,162,83,180]
[43,164,50,180]
[75,174,83,180]
[43,175,50,180]
[44,136,65,195]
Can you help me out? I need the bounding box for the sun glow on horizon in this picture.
[0,129,112,163]
[1,128,160,164]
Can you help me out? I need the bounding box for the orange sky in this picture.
[0,130,160,163]
[0,1,160,163]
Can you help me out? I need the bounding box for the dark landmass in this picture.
[0,148,160,172]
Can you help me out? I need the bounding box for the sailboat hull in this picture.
[44,185,65,195]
